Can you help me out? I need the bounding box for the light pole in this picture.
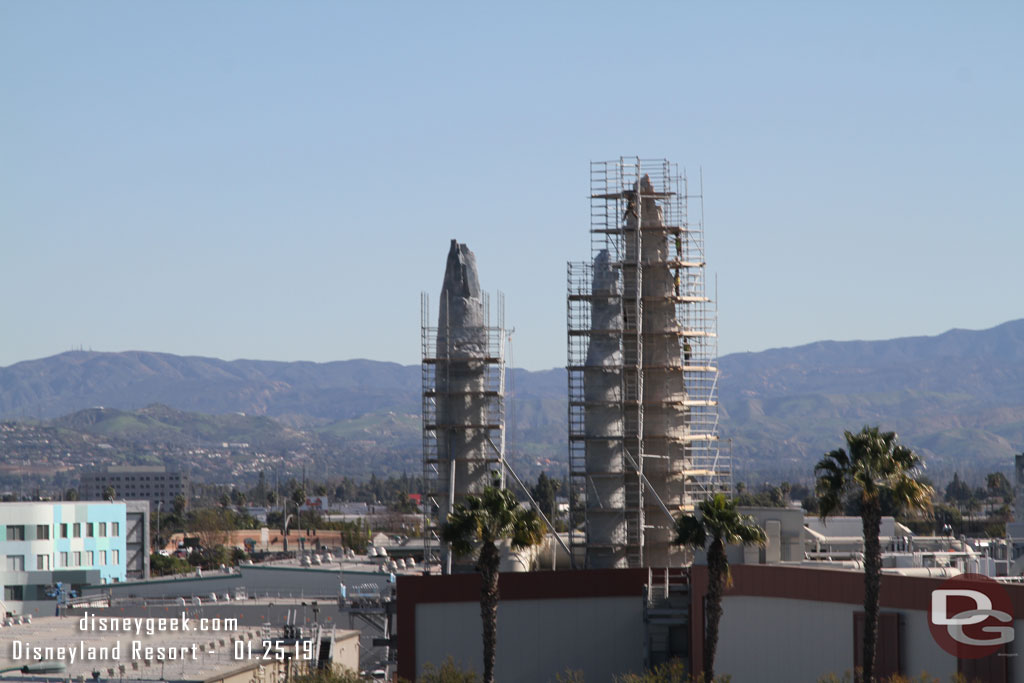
[155,501,163,551]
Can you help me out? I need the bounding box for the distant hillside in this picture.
[2,319,1023,486]
[0,352,422,424]
[718,319,1024,483]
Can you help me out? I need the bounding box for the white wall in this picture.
[416,596,644,683]
[715,596,962,682]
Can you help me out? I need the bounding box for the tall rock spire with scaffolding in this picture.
[568,158,729,569]
[422,240,507,573]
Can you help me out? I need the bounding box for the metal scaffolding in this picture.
[568,157,729,569]
[421,289,507,573]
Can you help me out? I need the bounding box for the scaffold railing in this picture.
[421,290,507,572]
[569,157,729,567]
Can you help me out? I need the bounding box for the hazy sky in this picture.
[2,2,1021,371]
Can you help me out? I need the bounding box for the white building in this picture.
[0,500,149,617]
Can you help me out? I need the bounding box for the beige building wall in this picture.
[329,629,361,674]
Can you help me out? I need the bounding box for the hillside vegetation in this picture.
[2,319,1023,487]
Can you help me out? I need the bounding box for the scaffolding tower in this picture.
[568,158,729,569]
[421,289,507,573]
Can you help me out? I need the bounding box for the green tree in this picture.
[291,486,306,534]
[815,426,932,683]
[189,508,233,549]
[441,474,545,683]
[986,472,1012,501]
[173,494,187,517]
[150,552,192,576]
[102,486,116,501]
[531,472,560,518]
[944,473,971,504]
[613,659,689,682]
[417,657,480,683]
[64,488,79,501]
[289,666,362,683]
[675,493,765,682]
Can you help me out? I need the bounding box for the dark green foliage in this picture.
[945,473,971,503]
[150,552,191,576]
[613,658,732,682]
[289,667,362,683]
[414,657,480,683]
[986,471,1012,501]
[530,472,560,518]
[733,481,800,508]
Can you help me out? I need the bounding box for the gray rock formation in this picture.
[435,240,492,535]
[584,250,628,568]
[623,175,688,567]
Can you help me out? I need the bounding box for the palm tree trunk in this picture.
[704,538,726,681]
[861,498,882,683]
[478,540,500,683]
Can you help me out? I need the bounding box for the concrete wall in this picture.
[398,569,650,683]
[415,596,643,683]
[715,596,957,681]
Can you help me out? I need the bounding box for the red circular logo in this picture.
[928,573,1014,659]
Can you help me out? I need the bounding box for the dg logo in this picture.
[929,573,1014,659]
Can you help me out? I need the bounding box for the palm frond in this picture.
[675,513,707,550]
[439,472,546,561]
[815,425,932,520]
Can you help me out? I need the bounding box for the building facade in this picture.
[79,465,189,508]
[0,501,147,617]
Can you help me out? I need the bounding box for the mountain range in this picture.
[2,319,1023,486]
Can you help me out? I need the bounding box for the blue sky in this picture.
[2,2,1021,370]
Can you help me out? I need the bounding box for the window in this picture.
[6,525,25,541]
[112,550,120,565]
[86,523,94,537]
[72,551,81,567]
[111,522,119,537]
[37,554,50,570]
[4,586,23,601]
[85,551,94,566]
[98,522,107,537]
[6,555,25,571]
[60,523,68,538]
[99,551,107,566]
[73,523,81,538]
[59,552,68,568]
[36,524,50,540]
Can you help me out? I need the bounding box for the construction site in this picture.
[403,158,1017,682]
[420,157,729,572]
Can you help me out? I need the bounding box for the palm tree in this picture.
[814,426,932,683]
[441,474,545,683]
[675,493,766,681]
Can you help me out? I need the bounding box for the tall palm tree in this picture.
[814,426,933,683]
[441,474,545,683]
[675,493,766,681]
